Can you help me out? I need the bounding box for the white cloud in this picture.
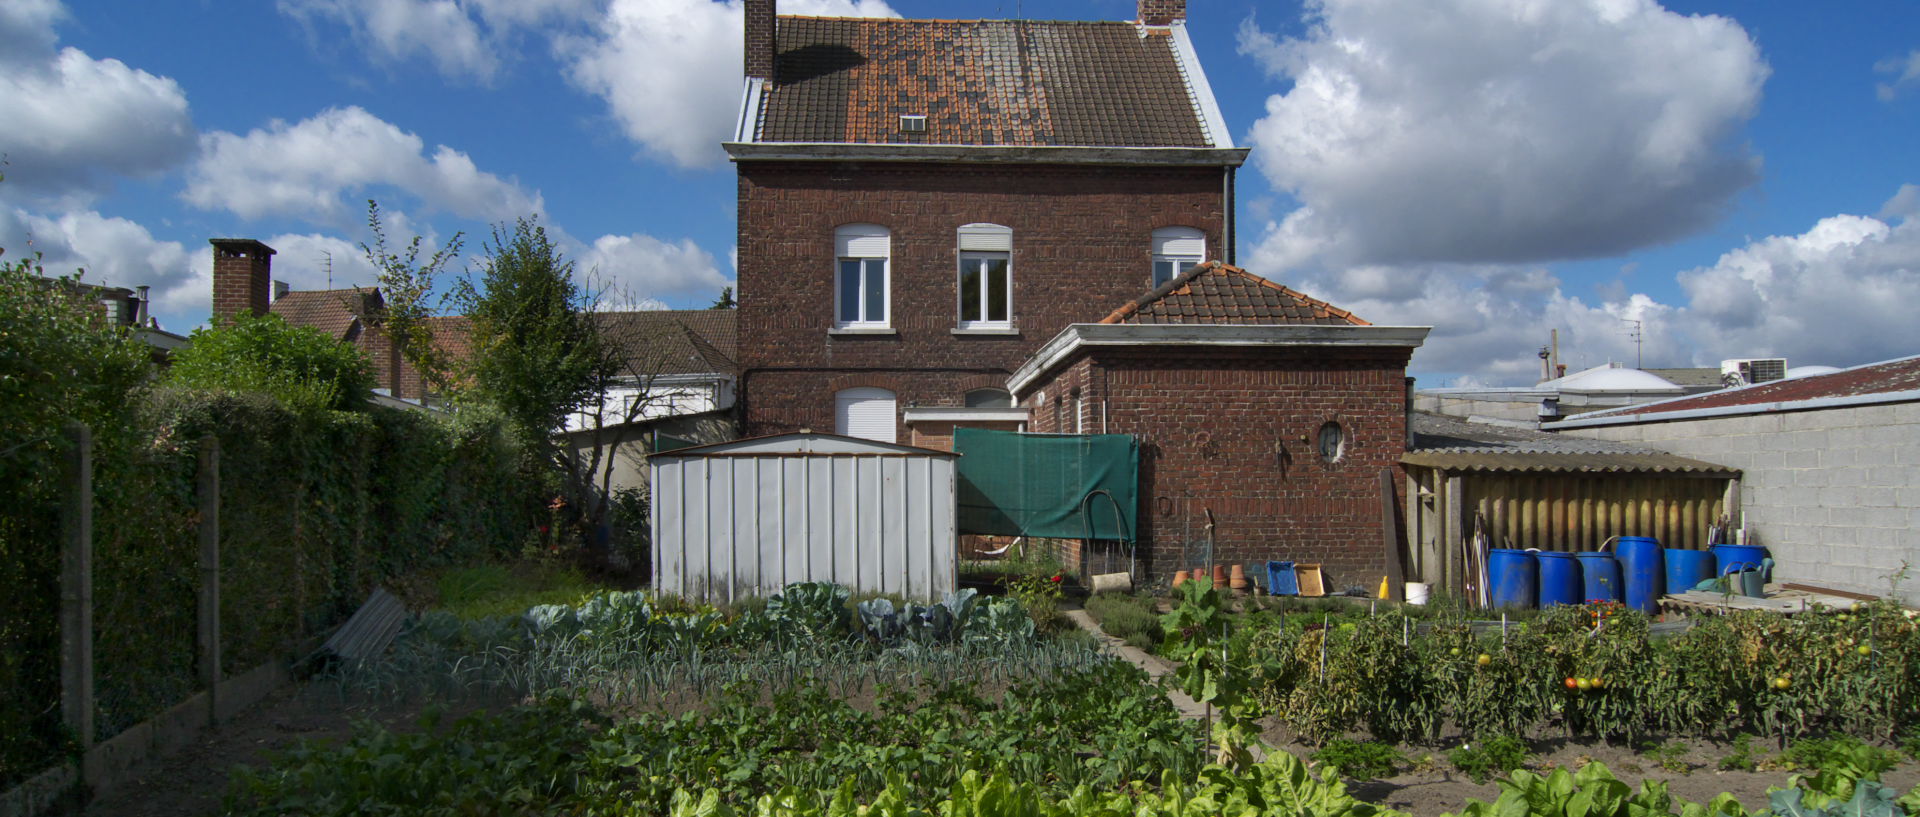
[1246,185,1920,384]
[578,232,730,306]
[1240,0,1767,267]
[182,106,544,225]
[564,0,896,169]
[259,232,385,293]
[277,0,595,82]
[0,207,205,328]
[0,2,196,200]
[1878,49,1920,101]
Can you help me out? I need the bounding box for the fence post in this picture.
[59,423,95,757]
[197,436,221,725]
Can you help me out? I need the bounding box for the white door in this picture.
[835,387,897,443]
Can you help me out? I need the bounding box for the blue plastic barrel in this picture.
[1710,544,1769,578]
[1266,561,1298,596]
[1488,548,1538,609]
[1537,551,1582,607]
[1665,549,1715,594]
[1576,551,1622,602]
[1615,536,1665,614]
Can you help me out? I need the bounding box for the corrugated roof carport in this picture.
[1402,413,1741,598]
[650,433,958,602]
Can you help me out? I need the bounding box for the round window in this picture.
[1316,421,1345,462]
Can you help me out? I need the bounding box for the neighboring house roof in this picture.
[1406,413,1735,475]
[1099,261,1370,326]
[1537,363,1683,394]
[755,17,1221,149]
[597,311,739,377]
[664,309,738,361]
[1550,353,1920,428]
[424,315,474,363]
[269,288,377,341]
[1643,367,1723,388]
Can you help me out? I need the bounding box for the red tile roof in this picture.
[269,288,377,340]
[759,17,1211,148]
[1098,261,1371,326]
[1609,355,1920,417]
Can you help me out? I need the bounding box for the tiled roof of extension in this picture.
[1601,354,1920,417]
[1404,413,1736,475]
[1099,261,1370,326]
[269,288,377,340]
[759,17,1211,148]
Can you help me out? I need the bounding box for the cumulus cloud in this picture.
[564,0,896,168]
[182,106,544,225]
[1878,49,1920,101]
[1247,185,1920,384]
[278,0,595,82]
[0,0,196,200]
[577,232,730,307]
[0,207,206,327]
[1240,0,1767,267]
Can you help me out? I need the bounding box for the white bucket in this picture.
[1405,582,1431,606]
[1090,572,1133,594]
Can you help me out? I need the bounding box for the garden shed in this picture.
[650,432,958,602]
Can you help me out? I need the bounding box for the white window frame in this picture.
[834,224,891,329]
[956,223,1013,330]
[1151,226,1206,287]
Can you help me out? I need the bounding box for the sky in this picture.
[2,0,1916,386]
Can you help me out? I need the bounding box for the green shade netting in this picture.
[953,428,1137,540]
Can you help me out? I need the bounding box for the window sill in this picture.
[829,326,897,336]
[950,326,1020,336]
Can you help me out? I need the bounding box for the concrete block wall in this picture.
[1564,401,1920,604]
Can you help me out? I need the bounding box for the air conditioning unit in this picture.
[1721,358,1787,387]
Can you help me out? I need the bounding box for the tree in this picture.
[710,286,736,309]
[167,313,375,412]
[359,200,462,397]
[452,218,603,454]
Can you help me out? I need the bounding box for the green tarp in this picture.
[953,428,1138,540]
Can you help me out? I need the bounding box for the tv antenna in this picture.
[323,251,333,289]
[1623,319,1643,368]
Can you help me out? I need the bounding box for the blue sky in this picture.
[3,0,1916,385]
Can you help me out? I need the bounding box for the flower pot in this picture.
[1172,570,1188,589]
[1212,564,1229,586]
[1229,564,1248,591]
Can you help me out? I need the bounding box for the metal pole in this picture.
[197,436,221,724]
[59,423,95,753]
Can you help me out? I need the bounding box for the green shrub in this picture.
[1720,733,1762,771]
[1311,739,1404,780]
[1447,735,1530,784]
[436,561,596,620]
[1085,593,1164,649]
[167,313,374,411]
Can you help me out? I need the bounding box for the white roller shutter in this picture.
[836,224,891,257]
[835,388,897,443]
[957,223,1013,252]
[1151,226,1206,258]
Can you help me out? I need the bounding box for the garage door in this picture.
[835,387,897,443]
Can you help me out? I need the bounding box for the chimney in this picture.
[210,238,276,321]
[1139,0,1185,25]
[134,285,151,327]
[744,0,776,81]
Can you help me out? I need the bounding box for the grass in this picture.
[435,560,601,620]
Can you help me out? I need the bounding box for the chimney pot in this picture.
[1139,0,1185,25]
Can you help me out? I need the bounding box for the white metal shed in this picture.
[650,432,958,602]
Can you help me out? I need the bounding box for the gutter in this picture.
[1007,323,1431,395]
[1544,387,1920,430]
[723,142,1250,167]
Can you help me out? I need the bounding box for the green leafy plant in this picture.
[1311,739,1405,781]
[1720,734,1762,772]
[1084,592,1164,651]
[1646,740,1693,775]
[167,313,375,411]
[1446,735,1531,785]
[1161,577,1263,769]
[1442,761,1752,817]
[1007,571,1066,633]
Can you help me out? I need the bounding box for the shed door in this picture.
[835,388,897,443]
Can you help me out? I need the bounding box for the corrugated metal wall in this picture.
[652,453,957,602]
[1406,469,1734,591]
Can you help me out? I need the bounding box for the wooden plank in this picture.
[1379,469,1404,602]
[60,423,94,753]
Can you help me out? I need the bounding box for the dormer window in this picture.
[899,114,927,133]
[1151,226,1205,287]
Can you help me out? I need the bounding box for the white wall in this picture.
[1561,401,1920,604]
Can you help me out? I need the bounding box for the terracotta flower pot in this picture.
[1212,564,1229,586]
[1229,563,1248,590]
[1172,570,1188,589]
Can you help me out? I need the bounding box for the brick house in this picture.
[727,2,1432,585]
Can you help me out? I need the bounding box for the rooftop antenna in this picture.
[322,251,333,289]
[1623,319,1643,368]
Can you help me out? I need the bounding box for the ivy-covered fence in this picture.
[0,390,535,789]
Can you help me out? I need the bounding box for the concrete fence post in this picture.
[196,436,221,725]
[59,423,95,756]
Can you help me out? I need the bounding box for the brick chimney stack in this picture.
[744,0,776,80]
[1139,0,1185,25]
[210,238,276,321]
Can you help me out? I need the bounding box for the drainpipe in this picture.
[1222,166,1237,265]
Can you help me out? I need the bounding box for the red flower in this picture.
[539,525,550,533]
[1050,574,1063,583]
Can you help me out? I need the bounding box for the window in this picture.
[835,387,897,443]
[835,224,890,327]
[1151,226,1206,287]
[1317,421,1345,462]
[956,223,1012,328]
[964,388,1012,408]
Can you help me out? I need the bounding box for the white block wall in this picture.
[1562,401,1920,605]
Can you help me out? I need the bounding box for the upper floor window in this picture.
[956,223,1012,328]
[964,388,1012,408]
[1151,226,1206,287]
[835,224,890,328]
